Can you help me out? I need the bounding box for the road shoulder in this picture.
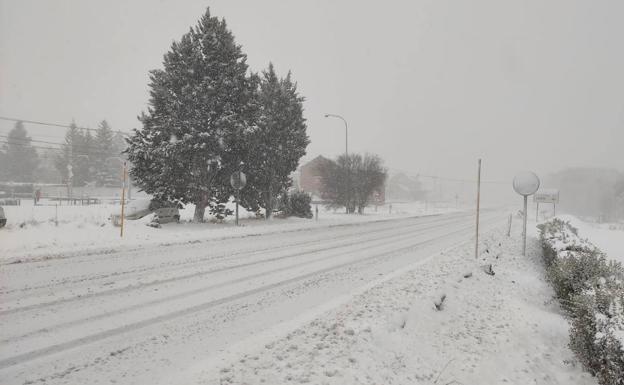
[186,224,597,385]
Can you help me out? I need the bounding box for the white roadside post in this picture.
[512,171,540,256]
[120,161,127,238]
[475,159,482,259]
[230,167,247,226]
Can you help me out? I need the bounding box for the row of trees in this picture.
[0,122,38,183]
[53,120,127,187]
[126,9,309,222]
[0,120,126,186]
[318,153,388,214]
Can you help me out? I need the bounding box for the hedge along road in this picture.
[0,209,506,385]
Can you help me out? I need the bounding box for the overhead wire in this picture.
[0,116,131,136]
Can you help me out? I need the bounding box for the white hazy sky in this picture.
[1,0,623,183]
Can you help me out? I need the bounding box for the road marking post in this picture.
[120,162,127,238]
[475,159,481,259]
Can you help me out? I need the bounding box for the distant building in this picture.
[297,155,331,199]
[297,155,386,205]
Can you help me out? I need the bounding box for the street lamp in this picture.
[324,114,348,156]
[325,113,350,213]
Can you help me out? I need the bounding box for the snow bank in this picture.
[559,215,624,265]
[0,200,458,263]
[187,224,595,385]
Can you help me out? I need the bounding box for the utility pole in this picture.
[67,141,73,202]
[120,161,127,237]
[475,159,482,259]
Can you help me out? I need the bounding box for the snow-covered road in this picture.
[0,210,504,384]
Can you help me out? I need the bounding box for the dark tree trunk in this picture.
[266,189,273,220]
[193,195,208,222]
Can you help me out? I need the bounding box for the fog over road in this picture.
[0,210,504,384]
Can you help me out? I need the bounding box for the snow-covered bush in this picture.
[548,250,618,312]
[538,219,609,309]
[279,191,312,219]
[538,218,585,266]
[538,218,624,384]
[569,281,624,385]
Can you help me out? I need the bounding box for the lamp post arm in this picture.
[324,113,348,156]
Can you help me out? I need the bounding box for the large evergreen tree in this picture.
[126,8,258,221]
[242,64,309,219]
[2,121,39,182]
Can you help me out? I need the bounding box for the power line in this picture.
[0,140,123,158]
[0,134,122,153]
[0,116,131,136]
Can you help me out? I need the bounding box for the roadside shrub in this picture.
[538,218,624,384]
[210,203,232,222]
[547,250,616,312]
[538,218,582,267]
[570,282,624,385]
[280,191,312,219]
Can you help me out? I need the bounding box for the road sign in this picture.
[513,171,540,256]
[513,171,540,196]
[533,189,559,204]
[230,170,246,226]
[230,171,247,190]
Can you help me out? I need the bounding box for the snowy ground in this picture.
[184,218,597,385]
[0,210,505,385]
[557,215,624,264]
[0,199,460,263]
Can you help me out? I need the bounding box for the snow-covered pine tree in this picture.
[75,128,95,185]
[126,8,258,222]
[94,120,117,186]
[55,121,83,186]
[2,121,39,182]
[242,64,309,218]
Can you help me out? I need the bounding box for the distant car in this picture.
[112,199,180,226]
[152,207,181,224]
[123,198,153,220]
[0,207,6,228]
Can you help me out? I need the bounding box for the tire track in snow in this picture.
[0,214,473,315]
[0,213,466,297]
[1,216,477,344]
[0,215,503,370]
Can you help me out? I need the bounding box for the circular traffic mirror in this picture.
[513,171,540,196]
